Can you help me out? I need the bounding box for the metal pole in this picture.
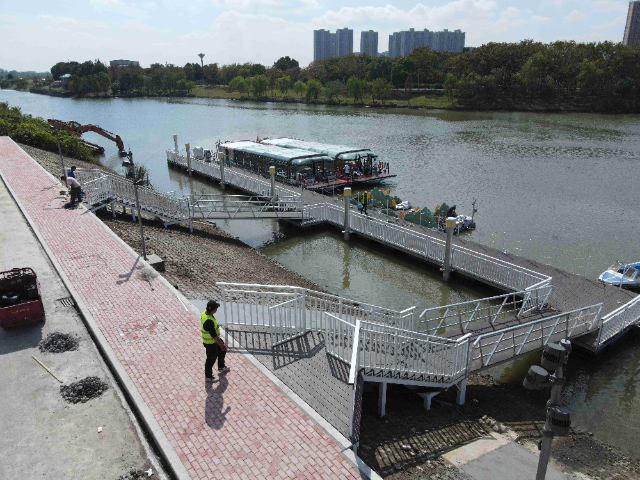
[185,143,192,176]
[128,151,147,261]
[343,187,352,240]
[173,134,178,153]
[219,150,226,190]
[270,166,276,200]
[53,125,66,177]
[536,364,564,480]
[443,217,456,281]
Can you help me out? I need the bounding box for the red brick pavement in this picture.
[0,138,360,480]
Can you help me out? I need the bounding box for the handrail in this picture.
[596,294,640,348]
[468,303,603,369]
[348,319,361,385]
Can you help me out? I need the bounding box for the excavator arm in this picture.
[48,119,127,156]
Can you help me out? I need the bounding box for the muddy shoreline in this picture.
[22,143,640,480]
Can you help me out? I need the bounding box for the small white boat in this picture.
[599,261,640,288]
[395,201,412,211]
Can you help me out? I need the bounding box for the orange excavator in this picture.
[48,119,127,156]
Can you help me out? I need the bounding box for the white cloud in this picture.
[565,10,587,22]
[90,0,139,16]
[592,0,626,13]
[594,14,626,29]
[531,15,552,23]
[210,0,319,12]
[501,7,520,18]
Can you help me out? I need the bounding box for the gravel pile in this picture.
[116,467,149,479]
[39,332,79,353]
[60,376,108,403]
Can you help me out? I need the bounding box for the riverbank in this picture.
[22,144,640,480]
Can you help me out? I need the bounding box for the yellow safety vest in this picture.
[201,311,219,344]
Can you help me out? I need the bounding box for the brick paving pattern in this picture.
[0,138,360,480]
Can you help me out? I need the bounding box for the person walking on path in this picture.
[61,175,82,204]
[67,166,77,178]
[361,192,368,215]
[201,300,230,382]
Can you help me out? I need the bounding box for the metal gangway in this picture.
[76,169,305,228]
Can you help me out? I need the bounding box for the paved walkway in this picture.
[0,138,361,480]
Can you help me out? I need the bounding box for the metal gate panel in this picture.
[269,297,306,348]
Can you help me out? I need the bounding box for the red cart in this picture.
[0,268,45,328]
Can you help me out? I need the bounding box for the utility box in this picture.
[0,268,45,328]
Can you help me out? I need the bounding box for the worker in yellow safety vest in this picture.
[201,300,230,382]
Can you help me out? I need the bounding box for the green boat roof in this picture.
[221,141,331,164]
[261,138,374,159]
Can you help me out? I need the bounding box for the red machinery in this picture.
[0,268,45,328]
[48,119,127,156]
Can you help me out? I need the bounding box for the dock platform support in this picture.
[443,217,456,281]
[343,187,351,241]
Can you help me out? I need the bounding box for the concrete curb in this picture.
[0,145,191,480]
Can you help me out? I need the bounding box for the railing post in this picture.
[185,143,192,176]
[219,151,226,190]
[442,217,456,281]
[173,134,178,153]
[269,166,276,200]
[343,187,352,241]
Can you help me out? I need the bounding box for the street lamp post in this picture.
[125,150,148,260]
[523,339,573,480]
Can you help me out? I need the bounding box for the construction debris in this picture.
[115,467,152,479]
[31,355,63,383]
[39,332,79,353]
[60,376,108,403]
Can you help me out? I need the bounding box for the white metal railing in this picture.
[166,150,301,202]
[597,294,640,348]
[418,285,553,336]
[302,203,551,293]
[76,169,189,221]
[325,313,358,366]
[186,193,303,219]
[217,282,416,333]
[468,303,603,370]
[269,297,306,348]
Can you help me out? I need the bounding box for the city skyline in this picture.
[0,0,634,71]
[623,1,640,45]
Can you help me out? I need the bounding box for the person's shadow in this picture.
[204,375,230,430]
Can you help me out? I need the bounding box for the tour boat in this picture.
[598,261,640,288]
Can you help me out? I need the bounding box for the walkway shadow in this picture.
[228,328,325,370]
[116,256,141,285]
[0,320,44,355]
[327,354,350,383]
[204,375,230,430]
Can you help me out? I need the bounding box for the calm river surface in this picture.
[2,89,639,458]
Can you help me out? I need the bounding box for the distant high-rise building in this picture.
[314,29,334,61]
[388,28,465,57]
[313,28,353,61]
[335,28,354,57]
[623,1,640,46]
[360,30,378,57]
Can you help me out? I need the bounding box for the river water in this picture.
[2,89,639,458]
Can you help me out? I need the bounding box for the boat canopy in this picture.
[261,138,375,161]
[220,141,331,165]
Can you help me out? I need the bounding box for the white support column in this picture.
[456,378,467,405]
[270,166,276,200]
[219,151,226,190]
[443,217,457,281]
[378,382,387,417]
[185,143,192,176]
[173,134,178,153]
[343,187,352,241]
[111,202,116,218]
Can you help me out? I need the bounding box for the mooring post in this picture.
[456,378,467,405]
[343,187,351,241]
[173,134,178,153]
[269,166,276,200]
[442,217,457,281]
[185,143,192,176]
[219,151,226,190]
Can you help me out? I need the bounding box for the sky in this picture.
[0,0,632,71]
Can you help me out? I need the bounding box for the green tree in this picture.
[324,80,343,102]
[366,57,392,81]
[346,76,365,104]
[97,72,111,94]
[305,79,322,101]
[274,56,299,70]
[371,78,392,104]
[293,80,306,99]
[249,63,266,76]
[229,76,247,96]
[276,75,291,96]
[250,74,269,97]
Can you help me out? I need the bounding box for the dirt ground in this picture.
[24,144,640,480]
